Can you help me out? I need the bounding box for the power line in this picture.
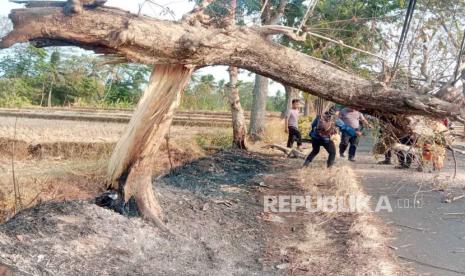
[453,29,465,81]
[392,0,417,73]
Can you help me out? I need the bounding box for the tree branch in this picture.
[1,6,464,122]
[267,0,287,25]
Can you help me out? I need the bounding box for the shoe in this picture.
[395,165,410,169]
[349,157,356,162]
[340,153,345,158]
[303,160,310,167]
[377,160,392,165]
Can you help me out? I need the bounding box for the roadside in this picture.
[0,149,403,275]
[352,135,465,276]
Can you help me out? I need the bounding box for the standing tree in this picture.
[249,0,294,140]
[228,0,248,149]
[2,0,464,226]
[47,49,60,107]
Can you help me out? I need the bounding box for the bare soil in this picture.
[0,150,403,276]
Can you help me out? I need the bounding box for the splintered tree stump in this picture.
[107,64,192,227]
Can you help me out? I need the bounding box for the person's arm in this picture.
[311,116,319,128]
[360,113,373,128]
[336,118,361,137]
[309,117,319,137]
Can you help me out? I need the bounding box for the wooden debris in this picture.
[262,144,306,159]
[394,223,425,232]
[444,194,465,203]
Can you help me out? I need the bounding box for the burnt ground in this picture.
[0,150,402,276]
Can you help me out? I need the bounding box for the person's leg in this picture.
[339,132,349,157]
[378,150,392,165]
[287,127,294,148]
[348,135,360,161]
[295,129,303,150]
[304,139,321,166]
[323,140,337,167]
[396,136,414,168]
[396,150,407,167]
[405,152,414,168]
[386,150,392,161]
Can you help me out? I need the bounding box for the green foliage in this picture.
[266,89,286,112]
[0,45,151,108]
[180,73,285,112]
[286,0,404,71]
[298,115,313,138]
[181,73,228,110]
[195,132,233,148]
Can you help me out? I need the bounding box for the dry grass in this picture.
[0,158,107,221]
[287,165,403,275]
[263,117,287,144]
[0,116,221,222]
[0,117,125,143]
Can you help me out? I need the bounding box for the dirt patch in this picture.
[0,150,404,275]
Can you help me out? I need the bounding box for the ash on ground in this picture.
[0,150,288,276]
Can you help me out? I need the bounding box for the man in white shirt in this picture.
[339,107,372,161]
[285,99,302,151]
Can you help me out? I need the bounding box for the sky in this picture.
[0,0,285,94]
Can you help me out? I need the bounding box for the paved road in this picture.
[350,137,465,276]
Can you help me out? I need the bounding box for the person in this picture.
[395,135,416,169]
[378,150,393,165]
[285,99,302,151]
[303,108,361,168]
[338,107,372,162]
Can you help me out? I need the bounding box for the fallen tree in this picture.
[1,5,464,121]
[1,1,464,226]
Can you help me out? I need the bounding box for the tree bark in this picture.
[47,80,53,108]
[249,74,268,140]
[227,0,246,149]
[304,96,312,116]
[228,66,247,149]
[107,64,192,226]
[249,0,287,141]
[1,6,464,121]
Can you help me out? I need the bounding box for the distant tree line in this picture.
[0,44,286,111]
[181,73,286,112]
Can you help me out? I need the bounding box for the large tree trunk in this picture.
[107,64,192,226]
[2,6,464,121]
[228,66,247,149]
[249,74,268,140]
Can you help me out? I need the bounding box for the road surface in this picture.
[351,136,465,275]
